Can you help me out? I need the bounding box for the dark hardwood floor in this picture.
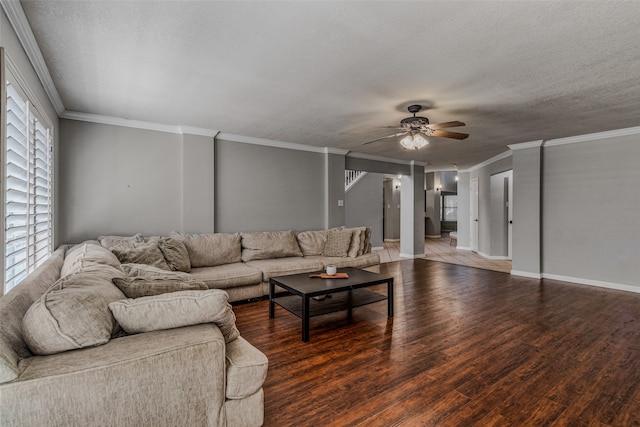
[232,259,640,426]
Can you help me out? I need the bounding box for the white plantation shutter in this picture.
[4,81,53,291]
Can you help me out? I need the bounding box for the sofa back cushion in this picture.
[170,232,242,267]
[98,233,145,249]
[157,237,191,272]
[296,230,328,256]
[110,241,171,271]
[322,229,353,257]
[61,243,121,277]
[241,231,303,262]
[22,265,126,356]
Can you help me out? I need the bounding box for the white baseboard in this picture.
[455,246,472,251]
[542,273,640,294]
[384,239,400,243]
[399,253,426,259]
[371,246,384,251]
[511,270,542,279]
[426,235,441,239]
[478,251,510,260]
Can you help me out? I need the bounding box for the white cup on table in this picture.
[325,265,337,276]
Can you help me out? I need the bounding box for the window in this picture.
[4,81,53,293]
[441,194,457,222]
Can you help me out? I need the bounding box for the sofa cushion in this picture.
[245,257,325,281]
[322,229,353,257]
[189,263,263,289]
[296,230,328,256]
[241,231,303,262]
[111,242,171,270]
[22,270,126,355]
[109,290,240,343]
[157,236,191,272]
[112,276,208,298]
[97,233,145,249]
[225,337,269,399]
[61,243,121,277]
[170,232,242,267]
[306,252,381,269]
[120,263,191,279]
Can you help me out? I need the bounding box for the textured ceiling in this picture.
[20,1,640,169]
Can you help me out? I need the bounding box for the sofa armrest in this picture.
[225,337,268,399]
[1,324,227,427]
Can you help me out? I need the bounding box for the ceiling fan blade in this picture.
[426,121,466,130]
[361,132,407,145]
[431,129,469,140]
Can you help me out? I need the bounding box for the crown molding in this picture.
[217,132,328,154]
[61,111,188,134]
[544,126,640,147]
[1,0,65,115]
[460,150,512,173]
[178,126,219,138]
[62,111,220,137]
[346,151,413,165]
[325,147,350,155]
[508,140,544,151]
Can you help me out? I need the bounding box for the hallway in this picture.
[374,233,512,274]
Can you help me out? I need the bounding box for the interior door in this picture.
[470,178,479,252]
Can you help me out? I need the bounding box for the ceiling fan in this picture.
[363,104,468,150]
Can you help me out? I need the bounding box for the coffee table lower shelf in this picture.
[273,288,387,318]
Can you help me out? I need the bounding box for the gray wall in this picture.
[326,153,346,229]
[542,135,640,288]
[469,155,513,256]
[59,120,183,242]
[511,145,542,275]
[182,133,215,233]
[214,139,325,233]
[345,172,383,248]
[457,172,471,248]
[489,170,510,257]
[383,178,401,240]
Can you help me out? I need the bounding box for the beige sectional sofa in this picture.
[0,226,378,426]
[103,227,380,303]
[0,243,268,427]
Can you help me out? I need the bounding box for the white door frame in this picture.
[470,178,479,252]
[507,170,513,260]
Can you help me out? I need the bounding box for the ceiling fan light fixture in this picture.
[400,133,429,150]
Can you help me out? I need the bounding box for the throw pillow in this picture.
[363,227,372,253]
[345,227,366,258]
[296,230,328,256]
[108,289,240,343]
[111,242,171,270]
[322,229,353,257]
[98,233,145,249]
[170,232,242,267]
[22,273,126,355]
[120,263,191,279]
[112,276,208,298]
[241,231,303,262]
[157,236,191,272]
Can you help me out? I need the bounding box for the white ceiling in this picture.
[19,1,640,169]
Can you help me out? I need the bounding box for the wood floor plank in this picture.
[232,259,640,426]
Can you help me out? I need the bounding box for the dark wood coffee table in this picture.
[269,267,394,342]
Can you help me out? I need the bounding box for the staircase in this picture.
[345,170,367,192]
